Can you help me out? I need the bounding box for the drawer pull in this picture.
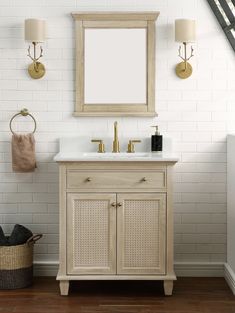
[86,177,92,182]
[141,177,147,182]
[117,202,122,207]
[111,202,116,207]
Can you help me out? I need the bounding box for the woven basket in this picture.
[0,234,42,289]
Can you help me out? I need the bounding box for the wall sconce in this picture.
[24,19,47,79]
[175,19,196,79]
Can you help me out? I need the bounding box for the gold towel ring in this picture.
[9,108,37,134]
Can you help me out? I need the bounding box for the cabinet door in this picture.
[67,193,116,275]
[117,193,166,275]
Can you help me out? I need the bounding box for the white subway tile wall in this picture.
[0,0,231,263]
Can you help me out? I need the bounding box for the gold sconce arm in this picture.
[178,44,194,63]
[27,43,43,62]
[176,42,194,79]
[27,42,45,79]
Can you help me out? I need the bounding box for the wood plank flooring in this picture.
[0,277,234,313]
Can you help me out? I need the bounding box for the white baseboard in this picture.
[174,262,224,277]
[224,263,235,295]
[34,261,59,277]
[33,261,224,277]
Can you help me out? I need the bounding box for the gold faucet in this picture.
[91,139,105,153]
[127,140,141,153]
[112,121,120,153]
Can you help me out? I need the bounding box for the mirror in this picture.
[72,12,159,117]
[84,28,146,104]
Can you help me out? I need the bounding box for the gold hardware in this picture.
[111,202,116,207]
[91,139,105,153]
[27,42,46,79]
[117,202,122,207]
[176,42,193,79]
[86,177,91,182]
[20,108,30,116]
[141,177,147,182]
[9,108,37,134]
[127,140,141,153]
[112,121,120,153]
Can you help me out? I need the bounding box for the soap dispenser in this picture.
[151,126,163,152]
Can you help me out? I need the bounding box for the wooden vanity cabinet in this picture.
[57,161,177,296]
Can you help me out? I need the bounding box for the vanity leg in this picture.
[59,280,69,296]
[164,280,173,296]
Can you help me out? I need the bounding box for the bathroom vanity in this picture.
[54,137,178,296]
[55,11,176,296]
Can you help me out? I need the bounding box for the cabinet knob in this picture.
[86,177,91,182]
[111,202,116,207]
[117,202,122,207]
[141,177,147,182]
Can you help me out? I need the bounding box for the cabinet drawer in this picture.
[67,170,166,190]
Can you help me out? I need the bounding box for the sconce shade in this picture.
[175,19,196,43]
[25,19,47,42]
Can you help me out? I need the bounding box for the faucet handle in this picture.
[91,139,105,153]
[127,140,141,153]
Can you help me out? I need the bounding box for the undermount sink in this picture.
[82,152,150,158]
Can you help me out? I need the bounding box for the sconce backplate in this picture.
[175,62,192,79]
[28,62,46,79]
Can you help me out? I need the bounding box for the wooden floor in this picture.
[0,277,234,313]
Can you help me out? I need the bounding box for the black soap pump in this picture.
[151,126,163,152]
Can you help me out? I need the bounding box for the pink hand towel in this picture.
[12,133,37,172]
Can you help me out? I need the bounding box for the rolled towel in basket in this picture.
[0,224,33,246]
[0,226,8,246]
[8,224,33,246]
[12,133,37,172]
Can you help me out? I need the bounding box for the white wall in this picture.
[227,135,235,271]
[0,0,233,266]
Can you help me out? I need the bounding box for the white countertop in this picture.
[54,152,178,162]
[53,137,179,163]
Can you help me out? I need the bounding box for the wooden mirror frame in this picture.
[72,12,160,117]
